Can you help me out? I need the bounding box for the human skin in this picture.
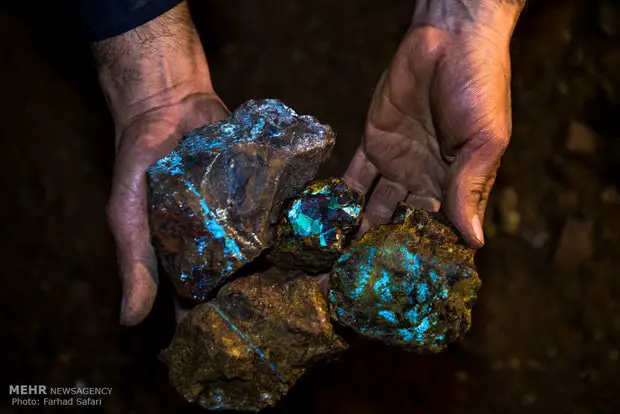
[92,2,228,325]
[344,0,525,247]
[93,0,524,325]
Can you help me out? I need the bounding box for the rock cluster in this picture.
[151,100,481,411]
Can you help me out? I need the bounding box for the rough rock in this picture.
[147,99,335,300]
[267,177,364,273]
[566,121,597,154]
[554,218,595,270]
[161,268,347,412]
[329,203,481,353]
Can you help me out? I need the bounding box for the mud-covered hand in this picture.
[93,2,228,326]
[344,0,524,248]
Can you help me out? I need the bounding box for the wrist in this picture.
[92,1,213,128]
[412,0,524,39]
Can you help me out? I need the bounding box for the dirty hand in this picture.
[344,0,524,247]
[93,2,228,325]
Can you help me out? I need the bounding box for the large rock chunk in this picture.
[267,178,364,273]
[328,204,481,353]
[147,100,335,300]
[161,268,347,412]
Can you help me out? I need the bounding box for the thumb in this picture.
[443,135,506,249]
[109,122,180,326]
[108,168,159,326]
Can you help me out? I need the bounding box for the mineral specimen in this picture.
[147,100,335,300]
[328,203,481,353]
[162,268,347,412]
[267,178,364,273]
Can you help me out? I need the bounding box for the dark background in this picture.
[2,0,620,413]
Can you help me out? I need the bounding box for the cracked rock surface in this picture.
[329,204,481,353]
[147,99,335,301]
[162,268,347,412]
[267,177,364,273]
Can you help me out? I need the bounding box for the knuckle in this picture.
[492,131,510,151]
[470,123,510,156]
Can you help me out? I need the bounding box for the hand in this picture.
[109,94,228,326]
[344,0,524,248]
[92,2,227,325]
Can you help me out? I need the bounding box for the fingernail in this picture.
[356,217,370,238]
[119,293,128,325]
[311,274,331,298]
[472,215,485,246]
[118,263,159,326]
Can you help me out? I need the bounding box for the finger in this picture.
[110,97,230,326]
[342,147,379,195]
[443,133,507,249]
[174,297,192,323]
[108,168,159,326]
[109,128,173,326]
[311,273,330,298]
[405,193,441,212]
[477,169,497,225]
[359,177,408,235]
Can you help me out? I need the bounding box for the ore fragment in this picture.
[267,177,364,273]
[147,99,335,301]
[162,268,347,412]
[328,203,481,353]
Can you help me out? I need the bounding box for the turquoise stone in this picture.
[328,204,481,353]
[147,100,335,300]
[267,178,364,273]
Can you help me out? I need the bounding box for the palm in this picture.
[345,26,512,245]
[108,93,229,325]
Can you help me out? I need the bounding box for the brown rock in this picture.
[147,99,335,301]
[566,121,598,154]
[329,204,481,354]
[162,268,347,412]
[554,219,595,269]
[267,177,364,273]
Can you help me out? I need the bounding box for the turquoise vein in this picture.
[183,179,243,270]
[207,303,284,382]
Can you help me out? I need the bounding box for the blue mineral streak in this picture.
[342,204,361,217]
[150,100,304,180]
[346,246,377,300]
[184,179,242,269]
[331,244,449,345]
[207,302,285,382]
[196,235,207,256]
[288,199,321,237]
[378,309,398,323]
[150,102,302,175]
[209,391,227,410]
[286,182,362,245]
[374,271,393,302]
[148,99,333,297]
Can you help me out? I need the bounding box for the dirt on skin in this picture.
[1,0,619,413]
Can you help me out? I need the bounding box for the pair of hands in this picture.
[94,1,523,326]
